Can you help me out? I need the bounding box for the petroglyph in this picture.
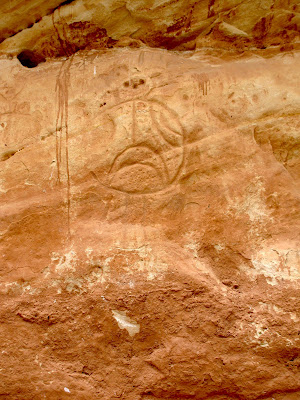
[192,73,210,96]
[93,99,185,194]
[55,56,73,236]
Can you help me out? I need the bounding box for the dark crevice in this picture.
[58,0,76,7]
[1,150,17,162]
[0,148,23,162]
[17,50,46,68]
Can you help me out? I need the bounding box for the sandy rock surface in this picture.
[0,1,300,399]
[0,47,299,399]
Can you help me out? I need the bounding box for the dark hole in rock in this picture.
[1,149,17,162]
[60,0,76,6]
[17,50,46,68]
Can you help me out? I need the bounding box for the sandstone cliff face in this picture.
[0,0,299,59]
[0,2,300,400]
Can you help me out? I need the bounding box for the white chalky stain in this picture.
[229,177,270,223]
[251,247,300,284]
[51,249,78,274]
[112,310,140,336]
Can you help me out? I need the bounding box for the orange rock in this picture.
[0,10,300,399]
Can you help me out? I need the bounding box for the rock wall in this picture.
[0,2,300,400]
[0,0,300,58]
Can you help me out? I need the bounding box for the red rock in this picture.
[0,3,300,399]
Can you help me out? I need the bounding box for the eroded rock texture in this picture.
[0,2,300,400]
[0,0,300,58]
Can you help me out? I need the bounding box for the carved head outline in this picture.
[97,99,184,194]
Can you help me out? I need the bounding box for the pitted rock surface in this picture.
[0,4,300,400]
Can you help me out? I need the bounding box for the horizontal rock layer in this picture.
[0,47,300,399]
[0,0,299,62]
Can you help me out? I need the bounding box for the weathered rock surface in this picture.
[0,46,300,399]
[1,1,300,398]
[0,0,299,61]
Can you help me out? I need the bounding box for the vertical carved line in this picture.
[55,56,73,238]
[132,100,136,144]
[55,62,64,184]
[64,56,73,238]
[52,10,66,57]
[59,80,64,165]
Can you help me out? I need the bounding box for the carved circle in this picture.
[98,99,184,194]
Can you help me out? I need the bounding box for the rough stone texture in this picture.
[1,2,300,400]
[0,0,299,58]
[0,48,300,400]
